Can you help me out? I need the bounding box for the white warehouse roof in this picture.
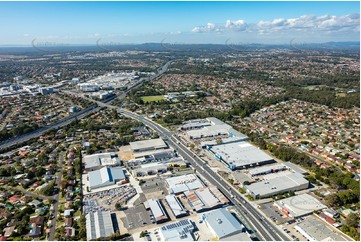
[211,141,275,169]
[245,172,309,198]
[130,138,167,151]
[274,194,327,218]
[88,167,126,190]
[165,195,187,218]
[202,208,245,240]
[86,210,114,240]
[84,153,120,170]
[166,174,204,194]
[145,199,168,223]
[159,219,195,241]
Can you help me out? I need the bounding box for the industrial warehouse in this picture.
[209,141,276,170]
[245,172,309,199]
[84,152,121,171]
[88,166,127,190]
[185,186,229,212]
[202,208,249,241]
[274,194,327,218]
[144,199,169,224]
[165,174,205,194]
[129,138,168,153]
[86,211,114,240]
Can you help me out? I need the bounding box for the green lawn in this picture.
[141,95,165,103]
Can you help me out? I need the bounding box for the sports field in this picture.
[140,95,165,103]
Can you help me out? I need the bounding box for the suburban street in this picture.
[82,95,289,241]
[0,61,171,152]
[48,152,65,241]
[117,109,290,241]
[0,105,100,151]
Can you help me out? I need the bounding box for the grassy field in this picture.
[141,95,165,103]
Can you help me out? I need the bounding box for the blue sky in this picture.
[0,1,359,45]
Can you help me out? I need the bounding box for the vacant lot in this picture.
[141,95,165,103]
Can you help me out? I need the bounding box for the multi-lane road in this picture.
[0,61,171,151]
[84,97,289,241]
[1,58,288,240]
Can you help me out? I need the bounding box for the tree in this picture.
[115,202,122,211]
[41,181,55,196]
[140,230,148,238]
[345,213,359,227]
[325,194,341,207]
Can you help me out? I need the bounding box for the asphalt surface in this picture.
[48,152,64,241]
[0,61,171,152]
[0,105,100,151]
[84,96,290,241]
[117,109,290,241]
[32,57,289,241]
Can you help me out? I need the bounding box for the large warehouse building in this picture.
[185,117,248,142]
[86,210,114,240]
[209,141,275,170]
[202,208,247,240]
[165,195,188,218]
[144,199,168,224]
[88,167,127,190]
[295,217,347,241]
[274,194,327,218]
[129,138,168,153]
[84,153,121,171]
[166,174,204,194]
[245,172,309,199]
[159,219,195,241]
[185,186,229,212]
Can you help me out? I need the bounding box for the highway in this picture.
[119,109,289,241]
[85,96,289,241]
[0,61,171,152]
[1,58,287,240]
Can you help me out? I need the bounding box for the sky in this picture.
[0,1,359,46]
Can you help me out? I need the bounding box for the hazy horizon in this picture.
[0,1,359,46]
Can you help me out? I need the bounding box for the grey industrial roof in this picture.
[84,153,119,170]
[248,164,287,176]
[284,162,308,175]
[166,174,204,194]
[211,141,274,168]
[86,210,114,240]
[245,172,309,197]
[200,137,246,147]
[220,232,252,241]
[152,151,175,160]
[185,186,229,212]
[165,195,187,217]
[160,219,195,241]
[275,194,327,217]
[180,120,211,130]
[203,208,244,239]
[88,167,125,189]
[206,117,225,126]
[129,138,167,151]
[295,217,346,241]
[145,199,168,221]
[185,117,248,141]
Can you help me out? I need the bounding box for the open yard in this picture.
[141,95,165,103]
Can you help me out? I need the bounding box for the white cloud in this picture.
[192,13,359,35]
[225,19,247,29]
[207,23,215,30]
[256,13,360,33]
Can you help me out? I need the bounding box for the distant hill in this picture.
[0,41,358,54]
